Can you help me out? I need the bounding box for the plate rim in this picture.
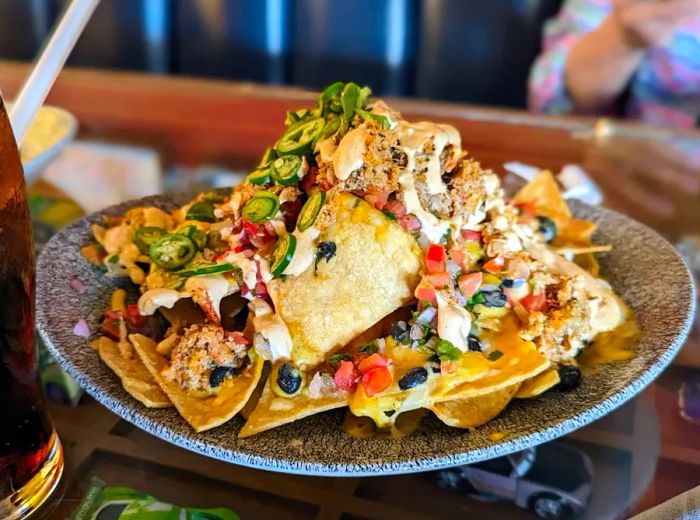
[36,195,697,476]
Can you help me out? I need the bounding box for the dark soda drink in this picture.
[0,98,63,518]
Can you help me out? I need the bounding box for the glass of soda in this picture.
[0,98,63,518]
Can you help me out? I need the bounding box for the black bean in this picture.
[384,410,396,417]
[501,278,525,289]
[391,321,410,344]
[557,365,581,391]
[427,354,441,373]
[467,334,482,352]
[209,366,239,388]
[316,241,337,262]
[399,367,429,390]
[277,363,303,394]
[537,216,557,243]
[482,290,507,308]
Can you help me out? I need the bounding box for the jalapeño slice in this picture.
[186,201,216,222]
[177,262,236,277]
[134,226,166,255]
[247,167,272,186]
[242,192,280,223]
[270,232,297,276]
[272,155,303,186]
[150,233,197,270]
[297,191,325,231]
[275,118,325,156]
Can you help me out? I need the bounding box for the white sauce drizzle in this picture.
[185,275,237,320]
[332,126,368,180]
[251,299,293,362]
[138,288,190,316]
[282,227,320,276]
[435,291,472,352]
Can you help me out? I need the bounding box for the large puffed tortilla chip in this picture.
[268,192,423,369]
[130,333,263,432]
[430,383,520,429]
[93,336,172,408]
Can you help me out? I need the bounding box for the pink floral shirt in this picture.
[529,0,700,128]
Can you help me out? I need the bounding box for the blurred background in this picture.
[0,0,563,108]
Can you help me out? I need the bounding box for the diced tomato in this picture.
[104,309,121,320]
[362,366,392,397]
[242,219,261,237]
[460,229,482,242]
[383,199,407,219]
[521,291,547,312]
[449,247,466,268]
[458,272,483,298]
[358,353,390,374]
[426,244,447,274]
[515,199,537,217]
[427,271,452,289]
[334,360,359,391]
[101,319,121,341]
[126,304,145,328]
[399,214,422,232]
[415,282,437,306]
[483,257,505,274]
[364,188,389,210]
[441,361,459,373]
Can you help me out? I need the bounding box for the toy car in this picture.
[435,444,593,519]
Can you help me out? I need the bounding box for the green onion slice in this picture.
[134,226,166,255]
[270,232,297,276]
[150,233,197,270]
[242,192,280,223]
[186,201,216,223]
[297,191,325,231]
[272,155,303,186]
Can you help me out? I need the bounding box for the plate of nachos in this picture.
[37,82,695,475]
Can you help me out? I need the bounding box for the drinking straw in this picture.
[9,0,100,146]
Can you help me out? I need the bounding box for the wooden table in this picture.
[3,61,699,519]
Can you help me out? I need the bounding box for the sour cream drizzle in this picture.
[251,299,293,362]
[435,291,472,352]
[282,227,320,276]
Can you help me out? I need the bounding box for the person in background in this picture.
[529,0,700,128]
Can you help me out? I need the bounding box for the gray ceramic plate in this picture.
[36,194,696,476]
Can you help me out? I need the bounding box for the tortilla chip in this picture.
[574,253,600,276]
[552,244,612,256]
[515,368,560,398]
[269,192,423,369]
[514,170,571,221]
[239,376,346,438]
[430,383,520,429]
[130,333,263,432]
[554,218,597,246]
[93,336,172,408]
[159,298,205,328]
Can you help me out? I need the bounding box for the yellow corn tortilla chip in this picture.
[239,376,346,438]
[514,170,571,221]
[93,336,172,408]
[515,368,560,398]
[573,252,600,276]
[159,298,205,328]
[552,244,612,256]
[430,383,520,429]
[268,192,423,369]
[554,218,597,246]
[130,333,263,432]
